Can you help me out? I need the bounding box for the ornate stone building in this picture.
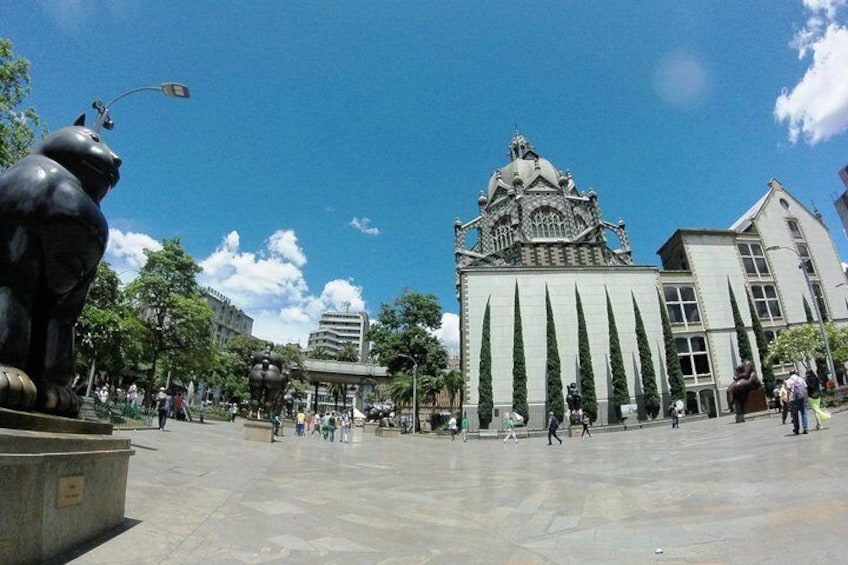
[456,133,848,432]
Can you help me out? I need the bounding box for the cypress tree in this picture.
[746,290,776,394]
[478,297,493,429]
[728,282,753,363]
[803,295,814,323]
[607,289,629,421]
[658,289,686,403]
[512,282,528,422]
[545,285,565,423]
[633,293,660,419]
[576,286,598,421]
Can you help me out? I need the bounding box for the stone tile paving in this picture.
[65,411,848,564]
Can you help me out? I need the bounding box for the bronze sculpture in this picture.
[0,116,121,417]
[566,382,582,424]
[727,360,762,423]
[248,342,286,419]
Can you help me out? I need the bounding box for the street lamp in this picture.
[766,245,837,380]
[396,353,418,435]
[91,82,191,132]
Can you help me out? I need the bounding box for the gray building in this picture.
[307,310,370,361]
[204,287,254,347]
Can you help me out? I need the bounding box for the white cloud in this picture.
[350,217,380,236]
[104,228,162,281]
[775,1,848,144]
[104,227,368,347]
[431,312,460,354]
[652,52,710,110]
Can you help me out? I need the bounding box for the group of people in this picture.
[305,410,352,442]
[447,413,469,442]
[775,369,832,435]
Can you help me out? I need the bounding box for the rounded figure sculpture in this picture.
[566,382,582,425]
[726,360,762,423]
[248,342,286,419]
[0,116,121,417]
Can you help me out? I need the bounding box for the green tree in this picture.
[606,289,629,421]
[367,291,448,431]
[0,38,46,171]
[728,282,754,364]
[545,285,565,423]
[478,297,493,429]
[75,262,140,390]
[327,382,348,409]
[336,342,360,362]
[576,286,598,422]
[632,294,660,419]
[442,369,464,411]
[308,346,332,360]
[125,237,211,404]
[746,291,776,394]
[511,282,528,422]
[767,323,843,371]
[658,289,686,404]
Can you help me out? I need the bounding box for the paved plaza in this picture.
[62,410,847,565]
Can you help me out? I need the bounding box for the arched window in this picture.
[530,207,566,239]
[491,217,514,252]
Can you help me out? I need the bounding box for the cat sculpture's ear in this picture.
[73,114,86,127]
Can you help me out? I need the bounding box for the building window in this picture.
[750,284,782,321]
[675,335,712,381]
[811,282,829,321]
[796,243,815,275]
[787,219,802,239]
[529,207,566,239]
[663,286,701,324]
[737,242,769,276]
[491,217,514,252]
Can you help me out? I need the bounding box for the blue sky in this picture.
[5,1,848,352]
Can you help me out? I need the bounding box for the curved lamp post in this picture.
[766,245,836,379]
[396,353,418,435]
[91,82,191,132]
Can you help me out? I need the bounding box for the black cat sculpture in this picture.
[0,115,121,417]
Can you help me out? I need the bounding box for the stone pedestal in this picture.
[0,410,133,565]
[375,426,401,438]
[568,424,581,438]
[244,419,274,443]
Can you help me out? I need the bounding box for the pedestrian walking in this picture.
[547,411,562,445]
[669,402,680,429]
[461,413,469,442]
[156,387,169,431]
[805,370,831,430]
[296,409,306,436]
[785,370,809,435]
[340,411,351,443]
[778,381,790,425]
[311,412,321,438]
[230,402,238,422]
[503,412,518,443]
[581,412,592,437]
[328,412,337,442]
[448,414,458,442]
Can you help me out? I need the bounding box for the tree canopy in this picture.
[0,38,46,171]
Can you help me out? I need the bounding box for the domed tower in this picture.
[454,131,632,285]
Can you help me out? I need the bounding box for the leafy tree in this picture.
[125,237,211,404]
[336,342,360,362]
[746,291,776,394]
[308,346,332,360]
[632,294,660,419]
[545,285,565,423]
[75,262,139,391]
[728,282,754,363]
[478,297,493,428]
[511,282,528,421]
[576,286,597,422]
[442,369,464,411]
[768,323,844,376]
[658,289,686,404]
[0,38,46,171]
[607,289,629,421]
[327,382,347,409]
[419,372,445,410]
[367,291,448,431]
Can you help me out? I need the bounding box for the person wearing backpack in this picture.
[785,370,808,435]
[805,370,831,431]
